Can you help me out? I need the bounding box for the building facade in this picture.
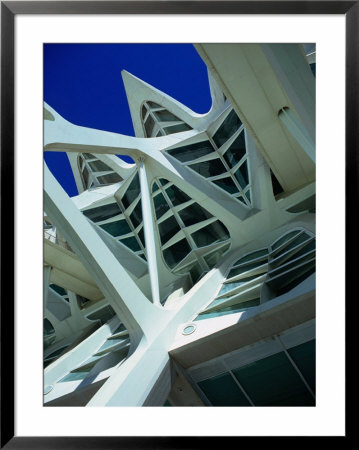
[43,43,316,406]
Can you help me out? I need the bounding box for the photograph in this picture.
[43,42,316,407]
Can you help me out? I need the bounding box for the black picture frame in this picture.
[1,1,354,447]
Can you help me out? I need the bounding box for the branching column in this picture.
[138,157,161,306]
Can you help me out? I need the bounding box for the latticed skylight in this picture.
[82,170,147,261]
[195,229,315,321]
[166,108,252,207]
[151,177,231,283]
[77,153,123,190]
[141,101,191,137]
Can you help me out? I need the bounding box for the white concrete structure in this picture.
[43,44,316,406]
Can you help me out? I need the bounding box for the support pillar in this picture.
[44,164,166,345]
[138,158,161,306]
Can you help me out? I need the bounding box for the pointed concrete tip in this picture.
[121,69,142,84]
[121,70,149,97]
[121,70,161,106]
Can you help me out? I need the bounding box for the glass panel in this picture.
[82,166,89,187]
[72,355,104,371]
[267,261,315,297]
[167,140,215,163]
[144,114,155,137]
[234,249,268,266]
[196,298,260,320]
[158,216,181,245]
[165,185,191,206]
[112,323,127,335]
[223,132,246,167]
[234,162,249,188]
[129,200,142,228]
[96,337,127,353]
[198,373,251,406]
[191,221,229,247]
[287,340,315,393]
[120,236,141,252]
[218,274,262,296]
[138,227,145,247]
[233,352,314,406]
[273,233,312,257]
[152,182,159,193]
[100,219,131,237]
[97,173,123,184]
[141,104,148,120]
[153,192,170,219]
[212,109,242,148]
[147,101,162,109]
[228,262,266,279]
[178,203,212,227]
[269,251,315,279]
[88,160,112,172]
[282,241,315,265]
[121,173,140,209]
[203,243,231,268]
[154,109,180,122]
[212,176,239,194]
[163,238,192,268]
[189,158,227,178]
[59,371,90,383]
[159,178,168,186]
[271,230,300,251]
[86,305,116,324]
[237,196,247,205]
[83,203,122,222]
[50,284,67,296]
[83,153,95,161]
[245,190,251,203]
[163,123,191,134]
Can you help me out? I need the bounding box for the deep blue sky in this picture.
[44,44,212,197]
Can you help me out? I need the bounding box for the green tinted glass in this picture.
[213,110,242,148]
[233,351,314,406]
[167,140,215,163]
[100,220,131,237]
[83,203,121,222]
[189,158,227,178]
[120,236,141,252]
[212,177,239,194]
[223,132,246,167]
[163,239,192,268]
[159,216,181,245]
[198,372,250,406]
[178,203,212,227]
[153,192,170,219]
[165,185,191,206]
[191,221,229,247]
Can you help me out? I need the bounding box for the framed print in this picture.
[1,1,354,447]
